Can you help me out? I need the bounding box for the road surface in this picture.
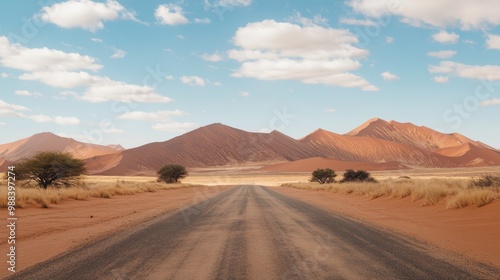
[8,185,499,279]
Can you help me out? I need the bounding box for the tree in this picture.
[310,168,337,184]
[341,169,377,183]
[15,152,86,189]
[157,164,188,183]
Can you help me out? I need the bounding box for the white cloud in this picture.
[195,18,211,24]
[152,122,198,132]
[486,34,500,50]
[0,99,30,116]
[205,0,252,8]
[340,18,376,26]
[155,4,189,26]
[433,76,449,83]
[81,79,173,103]
[381,71,400,81]
[110,48,126,59]
[118,110,187,121]
[1,72,10,78]
[385,36,394,43]
[39,0,140,32]
[239,91,249,97]
[213,82,222,86]
[429,61,500,81]
[201,52,223,62]
[91,37,103,43]
[432,30,459,44]
[180,76,206,86]
[177,35,185,40]
[481,98,500,106]
[348,0,500,30]
[288,12,328,27]
[228,20,377,91]
[463,39,476,45]
[0,36,102,72]
[165,75,174,80]
[325,108,337,113]
[1,37,170,104]
[26,114,80,125]
[15,90,42,97]
[427,50,457,59]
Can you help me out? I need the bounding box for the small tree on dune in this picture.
[157,164,188,183]
[310,168,337,184]
[14,151,86,189]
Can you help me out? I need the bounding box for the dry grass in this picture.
[282,177,500,209]
[0,176,198,208]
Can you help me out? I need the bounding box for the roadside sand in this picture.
[0,185,232,278]
[274,187,500,268]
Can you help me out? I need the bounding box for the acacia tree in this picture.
[341,169,377,183]
[310,168,337,184]
[15,152,86,189]
[157,164,188,183]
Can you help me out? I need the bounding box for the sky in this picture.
[1,0,500,149]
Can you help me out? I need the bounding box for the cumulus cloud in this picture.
[0,36,101,72]
[205,0,252,8]
[486,34,500,50]
[325,108,337,113]
[195,18,211,24]
[385,36,394,43]
[381,71,400,81]
[110,48,126,59]
[432,31,459,44]
[28,115,80,125]
[180,76,206,86]
[118,109,187,121]
[433,76,449,83]
[0,99,30,116]
[38,0,141,32]
[429,61,500,81]
[152,122,198,132]
[1,36,171,104]
[155,4,189,25]
[1,72,10,78]
[348,0,500,30]
[228,19,377,91]
[427,50,457,59]
[340,18,376,26]
[239,91,249,97]
[481,99,500,106]
[288,12,328,27]
[15,90,42,97]
[201,52,223,62]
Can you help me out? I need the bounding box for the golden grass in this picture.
[0,176,198,208]
[282,178,500,209]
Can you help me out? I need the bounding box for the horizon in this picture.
[1,1,500,149]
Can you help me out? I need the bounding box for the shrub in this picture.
[13,152,86,189]
[310,168,337,184]
[341,169,377,183]
[469,174,500,188]
[157,164,188,183]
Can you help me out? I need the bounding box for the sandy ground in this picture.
[0,185,232,279]
[273,187,500,268]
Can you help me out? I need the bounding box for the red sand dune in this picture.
[1,119,499,175]
[0,132,121,162]
[260,157,407,172]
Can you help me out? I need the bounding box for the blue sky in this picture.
[1,0,499,149]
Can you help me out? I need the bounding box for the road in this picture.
[9,185,499,279]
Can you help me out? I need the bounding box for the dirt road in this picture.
[8,186,498,279]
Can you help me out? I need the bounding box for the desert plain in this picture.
[1,166,499,279]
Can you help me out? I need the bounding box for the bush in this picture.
[13,152,86,189]
[341,169,377,183]
[157,164,188,183]
[310,168,337,184]
[469,174,500,188]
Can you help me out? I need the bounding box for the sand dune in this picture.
[2,119,499,175]
[0,132,121,162]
